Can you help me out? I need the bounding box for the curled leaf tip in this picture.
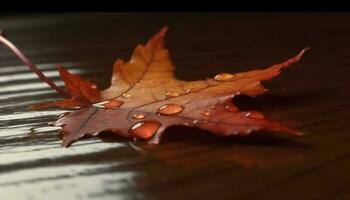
[295,47,310,61]
[158,26,168,36]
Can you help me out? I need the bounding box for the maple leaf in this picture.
[0,26,308,147]
[49,27,307,147]
[30,66,101,109]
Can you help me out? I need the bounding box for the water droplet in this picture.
[48,122,54,126]
[201,111,210,116]
[247,111,264,119]
[214,73,234,81]
[166,92,180,97]
[244,112,252,117]
[193,120,199,124]
[183,122,190,126]
[132,113,145,120]
[185,89,191,94]
[157,104,184,115]
[225,105,238,112]
[122,93,131,98]
[102,100,123,109]
[129,120,161,140]
[90,85,97,89]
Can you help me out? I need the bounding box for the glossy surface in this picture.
[0,13,349,199]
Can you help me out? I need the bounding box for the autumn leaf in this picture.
[0,26,308,147]
[43,27,308,147]
[29,66,101,109]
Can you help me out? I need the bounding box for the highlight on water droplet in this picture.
[193,120,199,124]
[214,73,234,81]
[129,120,161,140]
[185,89,191,94]
[102,100,123,109]
[244,112,252,117]
[122,93,131,98]
[166,92,180,97]
[225,105,238,112]
[157,104,184,115]
[201,111,210,116]
[246,111,264,119]
[183,122,190,126]
[132,113,145,120]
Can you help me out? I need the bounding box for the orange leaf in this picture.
[29,98,87,110]
[57,66,101,103]
[31,66,102,109]
[42,27,308,147]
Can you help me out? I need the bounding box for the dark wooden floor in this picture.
[0,13,349,200]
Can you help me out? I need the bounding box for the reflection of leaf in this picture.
[143,144,307,169]
[32,27,308,147]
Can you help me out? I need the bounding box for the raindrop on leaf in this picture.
[166,92,180,97]
[122,93,131,98]
[158,104,184,115]
[214,73,234,81]
[201,111,210,116]
[132,113,145,120]
[130,120,161,140]
[225,105,238,112]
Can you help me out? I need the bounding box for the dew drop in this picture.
[201,111,210,116]
[166,92,180,97]
[132,113,145,120]
[244,112,252,117]
[246,111,264,119]
[122,93,131,98]
[129,120,161,140]
[90,85,97,89]
[214,73,234,81]
[193,120,199,124]
[183,122,190,126]
[157,104,184,115]
[225,105,238,112]
[102,100,123,109]
[185,89,191,94]
[93,101,109,108]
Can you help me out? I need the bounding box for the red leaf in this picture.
[33,27,308,147]
[30,66,102,110]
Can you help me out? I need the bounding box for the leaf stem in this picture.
[0,31,71,98]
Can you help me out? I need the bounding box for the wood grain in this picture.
[0,13,349,200]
